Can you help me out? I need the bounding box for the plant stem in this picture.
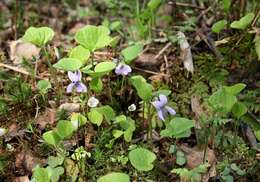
[147,102,152,142]
[120,76,125,96]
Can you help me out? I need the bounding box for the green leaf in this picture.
[32,166,51,182]
[212,20,227,33]
[176,151,186,166]
[48,155,64,168]
[75,25,112,52]
[56,120,74,139]
[121,44,143,64]
[53,58,83,71]
[70,113,88,130]
[254,35,260,60]
[254,130,260,141]
[129,148,156,171]
[69,45,90,65]
[97,172,130,182]
[88,109,103,126]
[160,117,195,139]
[148,0,162,11]
[130,75,153,101]
[22,26,54,46]
[208,88,237,114]
[223,83,246,95]
[230,163,245,176]
[95,105,115,123]
[50,166,64,182]
[112,130,124,139]
[232,102,247,118]
[37,80,51,94]
[43,131,61,146]
[94,61,116,76]
[90,77,103,92]
[230,13,255,30]
[221,0,231,11]
[110,21,122,31]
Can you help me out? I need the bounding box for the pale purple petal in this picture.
[115,64,131,75]
[157,109,165,121]
[121,65,131,75]
[165,106,176,116]
[68,70,82,82]
[158,95,168,106]
[152,100,163,110]
[76,82,87,92]
[66,83,75,93]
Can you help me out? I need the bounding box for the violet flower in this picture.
[152,94,176,121]
[115,63,132,76]
[67,70,87,93]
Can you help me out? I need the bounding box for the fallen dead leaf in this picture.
[15,150,44,173]
[59,103,80,113]
[177,32,194,73]
[14,176,30,182]
[180,145,216,169]
[9,39,40,65]
[35,108,57,130]
[135,53,160,67]
[191,96,209,129]
[179,145,217,182]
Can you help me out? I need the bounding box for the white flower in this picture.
[0,128,7,137]
[87,96,99,108]
[128,104,136,112]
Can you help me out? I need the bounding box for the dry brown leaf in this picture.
[59,103,80,113]
[14,176,30,182]
[9,40,40,65]
[15,150,44,173]
[135,53,159,67]
[191,96,209,129]
[179,145,216,169]
[35,108,57,130]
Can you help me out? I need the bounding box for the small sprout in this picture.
[115,63,132,76]
[152,94,176,121]
[0,127,7,137]
[128,104,136,112]
[67,70,87,93]
[87,96,99,108]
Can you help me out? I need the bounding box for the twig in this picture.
[0,63,43,79]
[154,42,172,60]
[169,1,205,10]
[132,66,170,77]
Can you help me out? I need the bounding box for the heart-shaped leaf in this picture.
[88,109,103,126]
[97,172,130,182]
[232,101,247,119]
[129,148,156,171]
[56,120,74,139]
[85,61,116,77]
[230,13,255,30]
[212,20,227,33]
[53,58,83,71]
[160,117,195,139]
[69,45,90,65]
[75,25,112,52]
[22,27,54,46]
[208,88,237,114]
[43,130,61,146]
[130,75,153,101]
[223,83,246,95]
[121,44,143,64]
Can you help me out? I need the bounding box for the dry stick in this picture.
[154,42,172,60]
[169,1,205,10]
[132,66,170,77]
[0,63,43,79]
